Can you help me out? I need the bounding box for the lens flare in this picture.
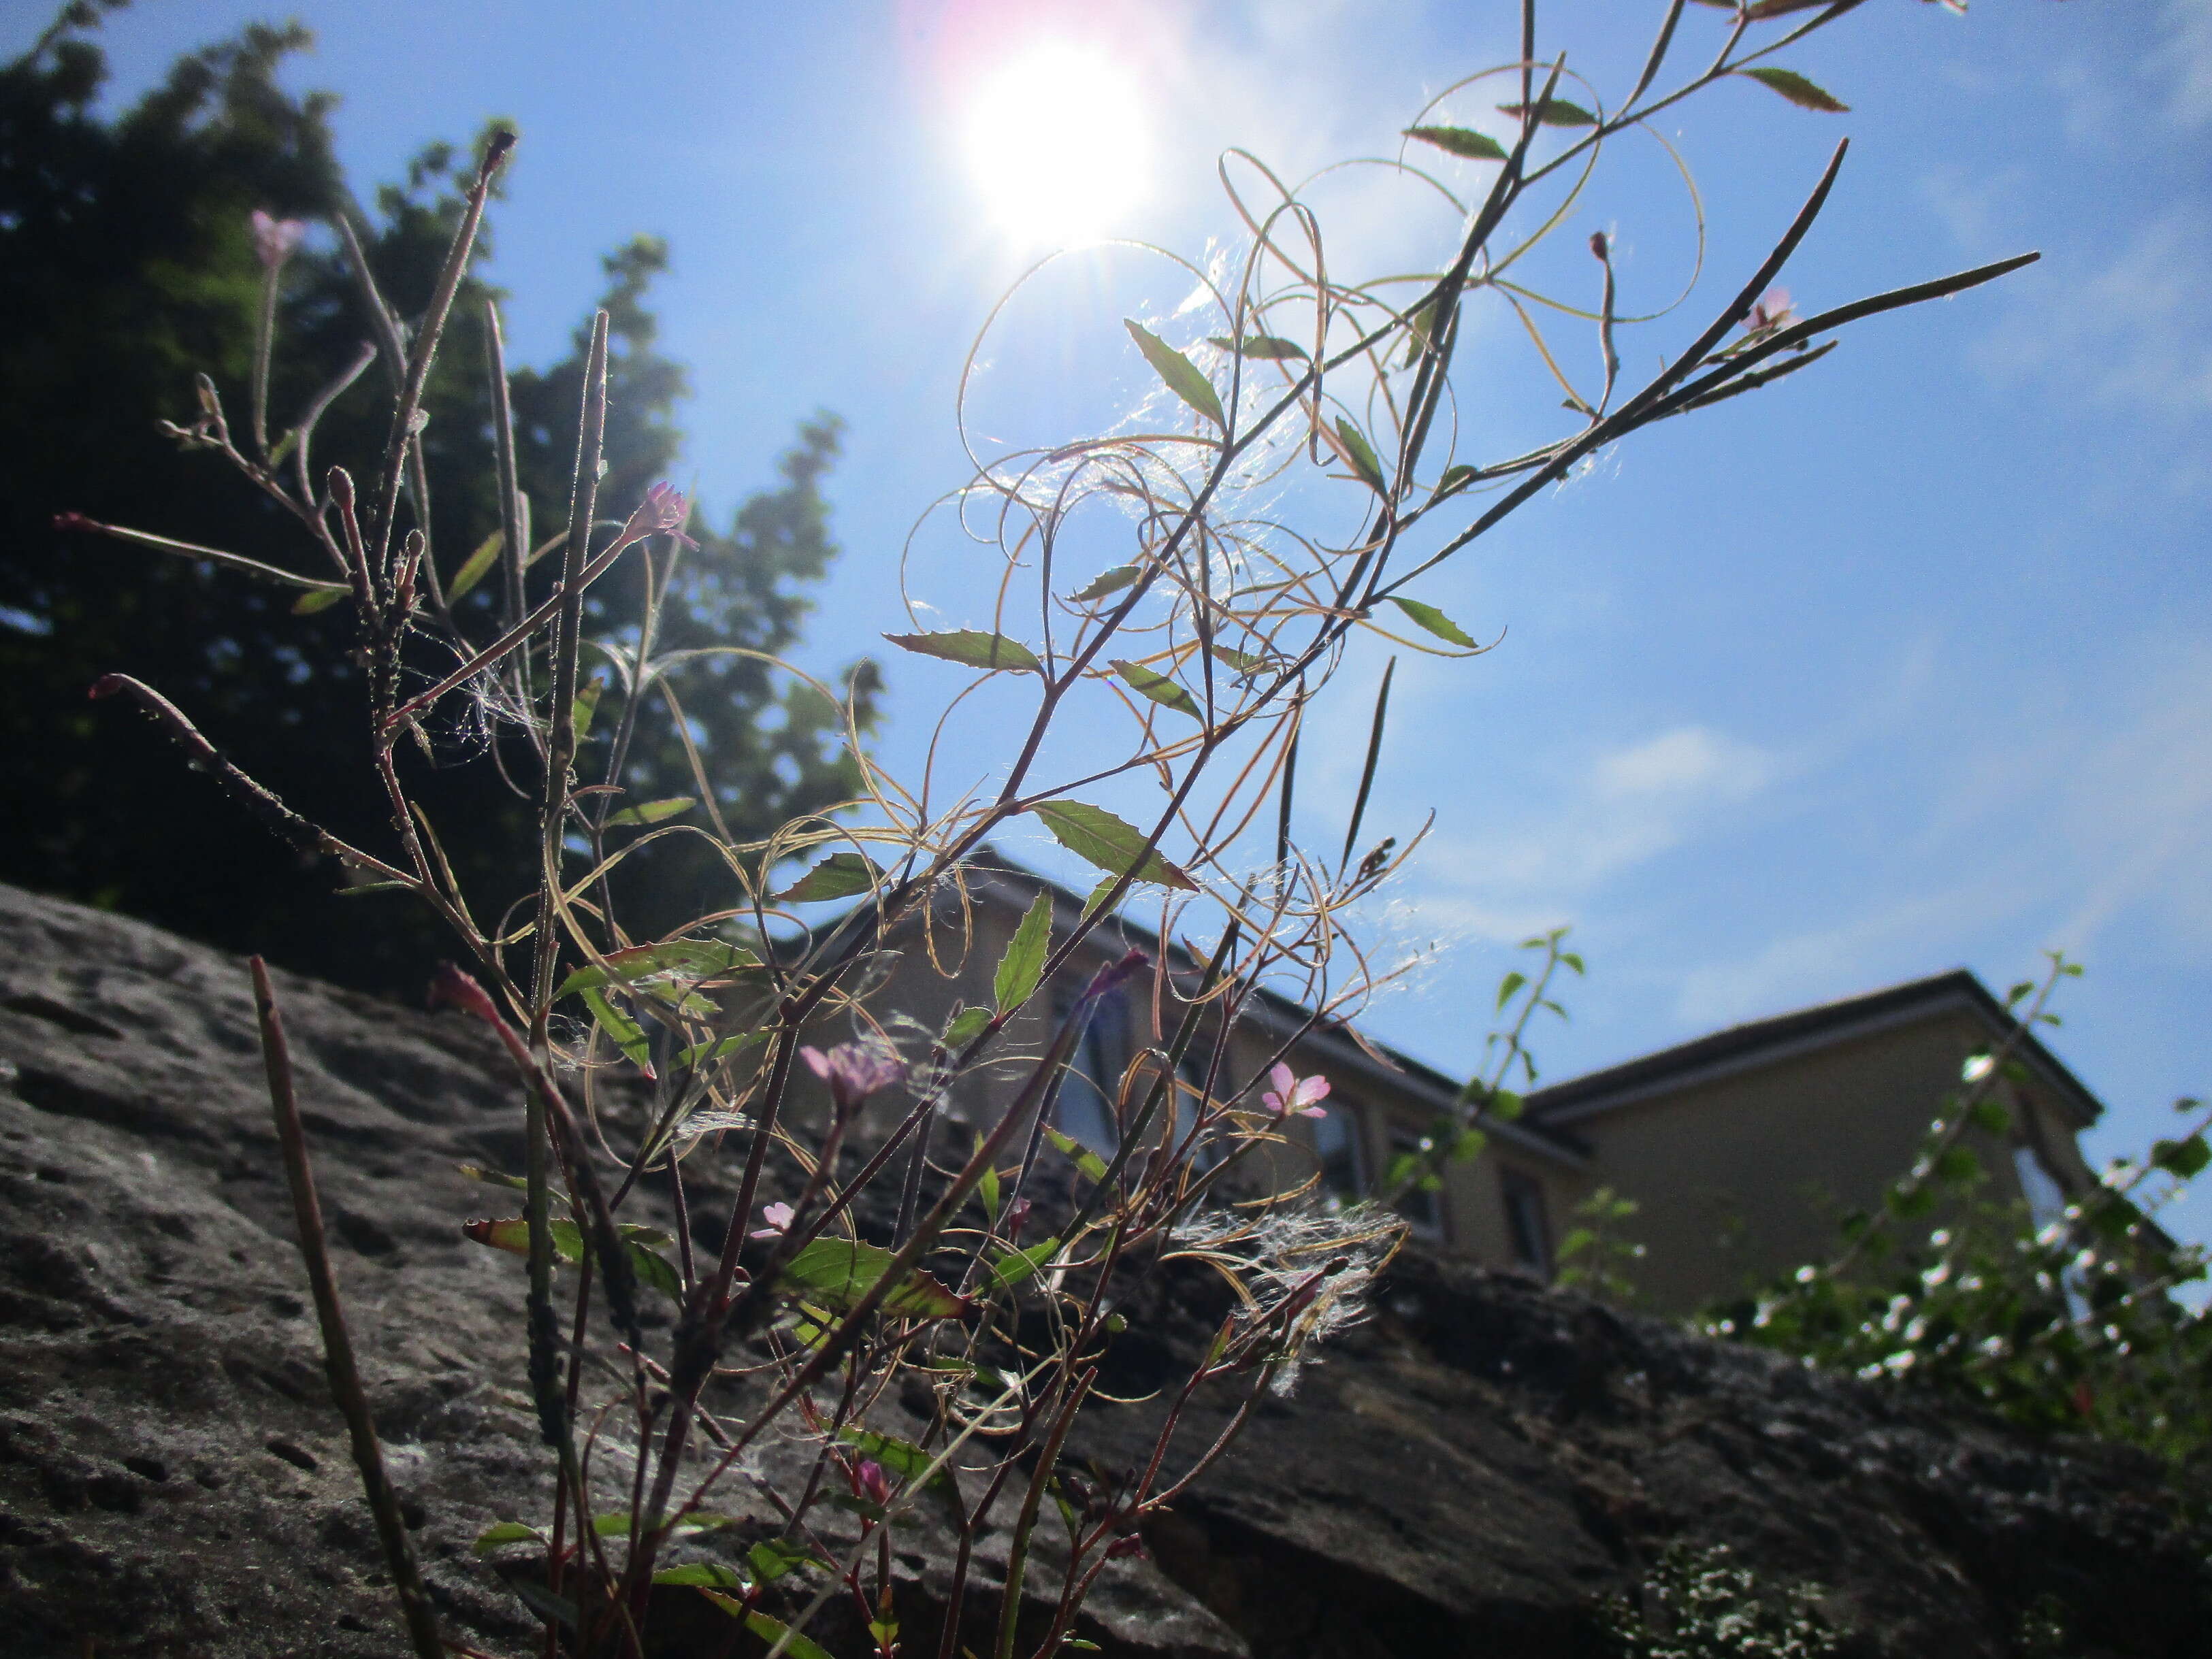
[960,39,1151,245]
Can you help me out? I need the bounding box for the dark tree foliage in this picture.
[0,13,877,991]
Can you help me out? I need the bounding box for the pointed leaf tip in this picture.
[884,629,1042,674]
[1125,320,1227,429]
[1403,125,1509,161]
[1741,67,1849,113]
[1032,800,1197,891]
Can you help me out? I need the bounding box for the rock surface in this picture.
[0,881,2203,1657]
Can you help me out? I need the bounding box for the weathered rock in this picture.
[0,882,2202,1656]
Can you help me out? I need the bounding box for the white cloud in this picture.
[1592,725,1774,802]
[1975,207,2212,421]
[2051,643,2212,951]
[1671,877,2023,1030]
[1412,724,1781,927]
[2158,0,2212,128]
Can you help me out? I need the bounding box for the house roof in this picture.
[937,855,1589,1170]
[1523,969,2107,1131]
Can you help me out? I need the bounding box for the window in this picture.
[1500,1166,1551,1277]
[1052,982,1126,1155]
[2012,1143,2068,1232]
[1311,1101,1365,1208]
[1171,1039,1223,1170]
[1392,1130,1443,1236]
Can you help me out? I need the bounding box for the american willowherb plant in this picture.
[76,4,2035,1654]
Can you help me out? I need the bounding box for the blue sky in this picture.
[23,1,2209,1244]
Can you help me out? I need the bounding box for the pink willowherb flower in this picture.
[1261,1063,1330,1119]
[854,1458,892,1507]
[802,1040,903,1112]
[250,209,307,272]
[750,1201,794,1239]
[617,481,700,551]
[1744,286,1798,336]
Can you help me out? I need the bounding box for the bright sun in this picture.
[960,41,1151,246]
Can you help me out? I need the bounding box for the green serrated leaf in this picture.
[594,1509,734,1540]
[988,1236,1062,1290]
[1032,800,1197,891]
[624,1238,683,1300]
[1077,874,1119,923]
[653,1561,749,1590]
[943,1006,991,1051]
[1205,333,1310,361]
[455,1163,531,1192]
[581,986,653,1072]
[994,889,1054,1013]
[772,851,881,904]
[1384,595,1480,649]
[836,1427,937,1482]
[745,1611,836,1659]
[1111,658,1201,719]
[1333,416,1389,494]
[1209,645,1267,674]
[1495,970,1527,1012]
[976,1133,1001,1222]
[749,1537,830,1583]
[446,527,504,602]
[472,1520,544,1555]
[1742,67,1850,113]
[290,584,348,614]
[1436,464,1477,496]
[1125,319,1226,428]
[1403,124,1510,161]
[778,1236,968,1319]
[466,1216,683,1300]
[571,674,605,742]
[508,1579,579,1632]
[602,796,695,827]
[1043,1126,1111,1183]
[674,1030,770,1069]
[1497,97,1599,127]
[1072,565,1141,602]
[1933,1146,1982,1185]
[2151,1134,2211,1179]
[557,938,760,1005]
[883,629,1041,674]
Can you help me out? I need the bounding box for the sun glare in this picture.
[960,41,1151,246]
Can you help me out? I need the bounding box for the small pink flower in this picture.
[1261,1064,1330,1119]
[802,1041,903,1112]
[854,1458,892,1507]
[250,209,307,272]
[750,1200,794,1239]
[1744,286,1798,336]
[617,481,699,550]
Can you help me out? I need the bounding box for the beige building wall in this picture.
[1554,1008,2085,1315]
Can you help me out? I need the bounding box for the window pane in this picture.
[1054,985,1124,1155]
[1312,1102,1364,1204]
[1500,1168,1550,1275]
[1392,1132,1442,1234]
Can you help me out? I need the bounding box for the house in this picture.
[799,858,2108,1313]
[1520,970,2109,1313]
